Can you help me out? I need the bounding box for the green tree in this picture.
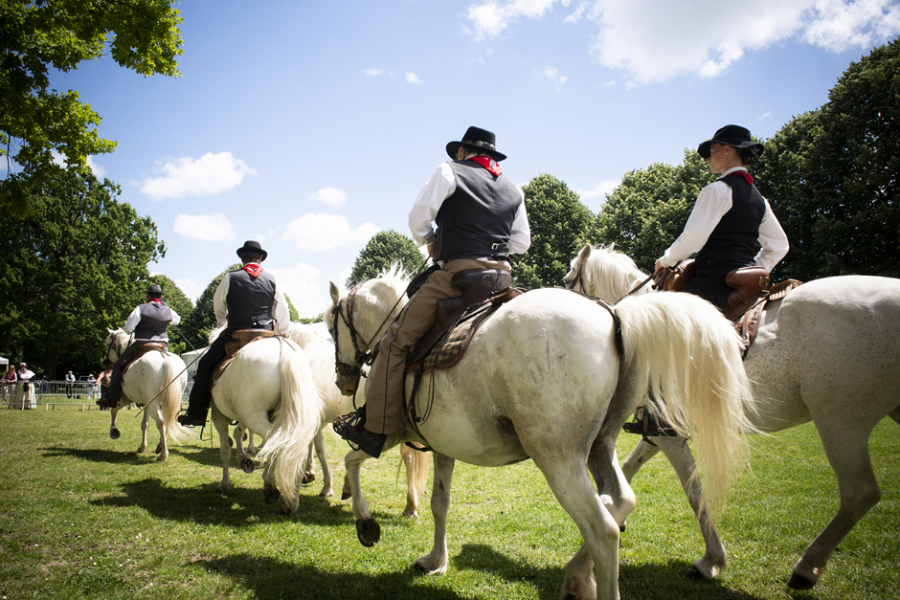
[0,167,164,378]
[284,294,300,323]
[147,274,193,355]
[756,37,900,281]
[1,0,183,216]
[346,230,424,288]
[592,151,716,273]
[179,263,241,349]
[513,174,594,288]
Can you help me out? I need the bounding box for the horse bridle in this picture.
[103,331,133,367]
[331,285,378,388]
[565,259,655,301]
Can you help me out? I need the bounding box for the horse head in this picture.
[102,328,131,368]
[566,244,650,303]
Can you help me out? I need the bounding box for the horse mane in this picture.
[208,324,226,344]
[582,245,650,302]
[372,262,411,298]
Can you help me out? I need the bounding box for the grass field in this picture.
[0,408,897,599]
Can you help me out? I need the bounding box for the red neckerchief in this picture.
[726,170,753,185]
[243,263,264,278]
[148,297,162,303]
[467,156,502,176]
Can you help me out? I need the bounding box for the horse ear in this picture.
[329,281,341,306]
[107,327,114,334]
[579,244,592,261]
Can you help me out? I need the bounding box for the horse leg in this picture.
[788,428,882,589]
[539,454,620,600]
[620,438,661,483]
[212,409,233,493]
[301,440,316,484]
[415,452,454,574]
[889,406,900,425]
[109,406,122,440]
[137,406,150,454]
[402,443,429,518]
[654,435,727,579]
[149,403,169,462]
[312,431,334,497]
[235,424,256,474]
[344,447,379,546]
[588,438,636,529]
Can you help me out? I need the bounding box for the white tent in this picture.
[0,357,8,370]
[180,348,206,382]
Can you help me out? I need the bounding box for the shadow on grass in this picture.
[87,477,404,529]
[201,553,474,600]
[453,544,768,600]
[42,446,154,465]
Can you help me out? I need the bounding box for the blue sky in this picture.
[38,0,900,318]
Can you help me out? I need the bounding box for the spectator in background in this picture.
[3,366,16,401]
[86,373,97,399]
[95,369,112,409]
[65,370,75,398]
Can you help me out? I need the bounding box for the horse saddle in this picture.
[212,329,277,385]
[407,269,520,373]
[733,278,803,355]
[653,259,696,291]
[122,341,168,374]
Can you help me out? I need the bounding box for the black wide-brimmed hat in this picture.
[146,284,163,296]
[698,124,764,159]
[446,126,507,162]
[236,240,267,262]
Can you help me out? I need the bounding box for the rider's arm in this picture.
[408,163,456,247]
[122,305,143,334]
[213,274,230,328]
[507,189,531,255]
[271,282,291,335]
[659,180,732,268]
[753,199,789,272]
[168,308,181,327]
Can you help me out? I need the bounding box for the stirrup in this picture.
[623,406,678,437]
[333,405,366,437]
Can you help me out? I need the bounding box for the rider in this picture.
[654,124,789,311]
[177,241,290,427]
[103,284,180,408]
[335,126,531,458]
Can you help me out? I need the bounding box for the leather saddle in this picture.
[122,341,168,375]
[212,329,277,384]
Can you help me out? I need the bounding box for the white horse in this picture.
[102,328,190,461]
[565,243,900,589]
[326,268,756,600]
[285,322,430,516]
[204,326,323,515]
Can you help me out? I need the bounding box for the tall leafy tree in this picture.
[346,230,424,288]
[1,0,183,216]
[147,274,193,355]
[593,151,716,273]
[512,173,595,288]
[0,167,163,378]
[756,37,900,281]
[178,263,241,349]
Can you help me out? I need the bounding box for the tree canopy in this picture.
[1,0,183,216]
[512,174,594,288]
[178,263,241,349]
[0,167,164,377]
[346,230,424,288]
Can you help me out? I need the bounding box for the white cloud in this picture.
[577,179,620,204]
[50,150,106,178]
[140,152,257,200]
[267,262,325,318]
[173,277,203,302]
[310,187,347,207]
[281,213,380,252]
[366,68,383,76]
[536,64,568,91]
[406,72,422,85]
[173,213,237,242]
[758,111,773,121]
[465,0,900,83]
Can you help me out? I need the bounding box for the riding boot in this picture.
[179,332,230,426]
[334,405,386,458]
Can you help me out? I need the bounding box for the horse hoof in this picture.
[356,518,381,547]
[263,486,281,504]
[301,472,316,485]
[619,522,627,533]
[110,428,121,440]
[155,443,162,454]
[228,437,234,448]
[240,458,256,474]
[788,572,816,590]
[341,490,352,500]
[682,566,705,580]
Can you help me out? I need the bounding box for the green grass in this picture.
[0,409,897,599]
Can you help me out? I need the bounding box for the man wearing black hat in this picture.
[655,124,789,311]
[102,284,181,408]
[335,126,531,458]
[178,241,290,427]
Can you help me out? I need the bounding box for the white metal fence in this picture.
[3,379,193,410]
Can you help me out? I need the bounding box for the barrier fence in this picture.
[3,380,192,410]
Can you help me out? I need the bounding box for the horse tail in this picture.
[614,292,759,517]
[397,443,430,499]
[256,340,324,508]
[161,356,191,445]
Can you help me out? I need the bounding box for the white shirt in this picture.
[213,266,291,335]
[122,301,181,340]
[660,167,789,272]
[18,369,34,380]
[408,162,531,255]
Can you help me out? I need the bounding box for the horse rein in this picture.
[103,331,134,367]
[566,261,654,301]
[331,285,378,389]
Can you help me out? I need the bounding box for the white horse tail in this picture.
[256,340,325,508]
[161,357,191,445]
[398,443,430,495]
[614,292,759,516]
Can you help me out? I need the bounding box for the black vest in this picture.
[133,302,173,342]
[432,160,523,262]
[226,268,277,330]
[694,173,765,267]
